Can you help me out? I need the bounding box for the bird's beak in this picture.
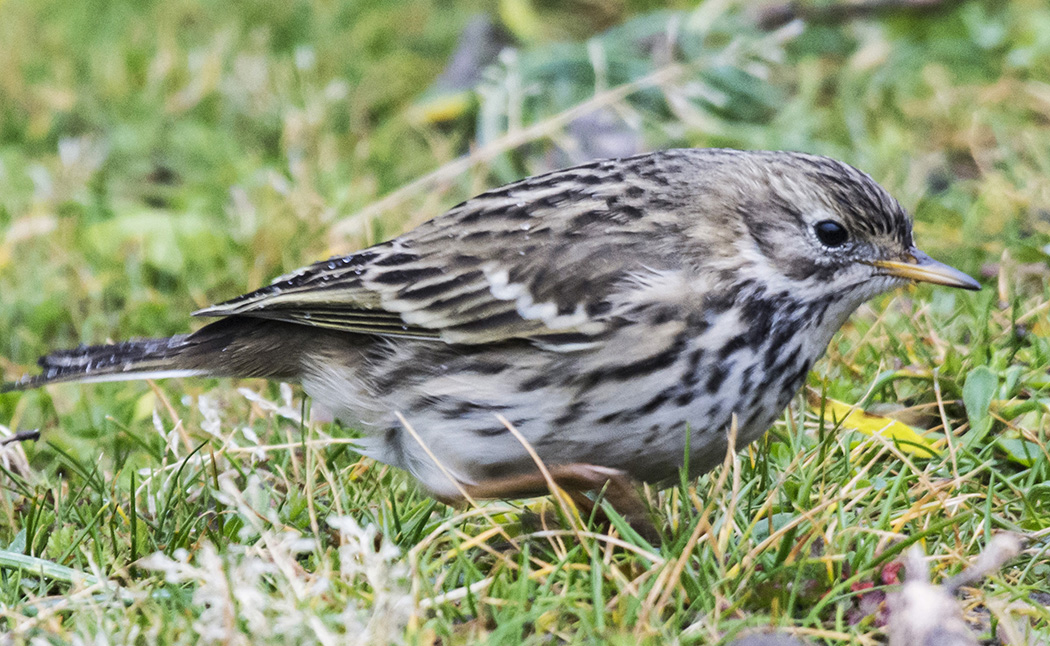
[869,249,981,290]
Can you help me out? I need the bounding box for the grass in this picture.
[1,0,1049,643]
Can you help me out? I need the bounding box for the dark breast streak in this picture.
[356,280,828,488]
[532,287,820,483]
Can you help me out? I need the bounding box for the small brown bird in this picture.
[5,149,978,513]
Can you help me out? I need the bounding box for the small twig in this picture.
[0,429,40,445]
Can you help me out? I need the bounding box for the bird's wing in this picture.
[195,157,687,345]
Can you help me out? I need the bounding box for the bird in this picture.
[3,148,979,520]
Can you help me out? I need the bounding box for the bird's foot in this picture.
[456,463,660,544]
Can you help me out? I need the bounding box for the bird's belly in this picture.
[548,328,816,482]
[304,328,818,497]
[557,356,806,484]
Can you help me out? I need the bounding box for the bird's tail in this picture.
[2,336,202,392]
[2,317,305,392]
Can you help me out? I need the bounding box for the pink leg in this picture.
[453,463,658,541]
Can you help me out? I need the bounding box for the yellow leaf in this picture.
[409,92,473,124]
[499,0,544,43]
[133,391,158,423]
[813,396,941,458]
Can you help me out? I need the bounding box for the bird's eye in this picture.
[814,220,849,247]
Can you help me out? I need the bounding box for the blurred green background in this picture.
[0,0,1049,642]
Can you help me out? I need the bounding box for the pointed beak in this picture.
[869,249,981,291]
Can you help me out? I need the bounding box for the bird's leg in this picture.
[458,464,658,542]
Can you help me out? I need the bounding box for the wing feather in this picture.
[195,153,691,344]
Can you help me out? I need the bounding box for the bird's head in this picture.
[706,150,980,305]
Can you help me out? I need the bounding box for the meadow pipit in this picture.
[5,149,979,512]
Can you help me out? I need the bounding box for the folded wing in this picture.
[196,158,686,346]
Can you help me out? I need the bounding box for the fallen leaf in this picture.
[809,393,941,457]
